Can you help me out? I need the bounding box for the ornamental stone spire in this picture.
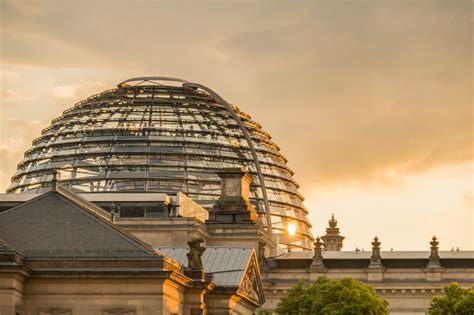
[368,236,384,282]
[369,236,383,268]
[321,214,345,251]
[311,237,326,270]
[427,236,442,268]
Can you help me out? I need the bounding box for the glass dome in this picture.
[7,77,313,250]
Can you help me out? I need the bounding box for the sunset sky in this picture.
[1,0,472,250]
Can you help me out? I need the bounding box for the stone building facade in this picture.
[1,168,473,314]
[0,182,264,315]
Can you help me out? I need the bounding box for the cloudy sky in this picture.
[1,0,472,250]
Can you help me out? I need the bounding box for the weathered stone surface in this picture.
[321,214,345,251]
[208,167,258,224]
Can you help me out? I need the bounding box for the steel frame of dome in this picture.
[118,77,272,231]
[7,77,313,250]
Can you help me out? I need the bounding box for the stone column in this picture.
[183,237,213,315]
[0,240,27,315]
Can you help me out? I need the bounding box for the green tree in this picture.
[428,283,474,315]
[275,276,388,315]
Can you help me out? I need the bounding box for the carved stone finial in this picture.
[321,214,345,251]
[427,235,441,268]
[372,236,381,249]
[311,237,326,270]
[369,236,383,267]
[187,237,206,270]
[328,214,337,228]
[313,237,324,259]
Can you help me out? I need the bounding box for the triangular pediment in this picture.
[237,251,265,305]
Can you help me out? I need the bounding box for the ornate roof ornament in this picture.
[369,236,383,268]
[321,214,345,251]
[427,236,442,269]
[187,237,206,270]
[238,253,265,305]
[310,237,326,271]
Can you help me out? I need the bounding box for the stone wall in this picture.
[259,267,474,314]
[14,276,184,315]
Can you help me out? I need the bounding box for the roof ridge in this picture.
[0,238,14,251]
[0,238,26,259]
[0,191,55,215]
[56,185,111,221]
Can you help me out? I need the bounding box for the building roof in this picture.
[0,191,160,258]
[276,250,474,260]
[157,246,254,286]
[269,250,474,269]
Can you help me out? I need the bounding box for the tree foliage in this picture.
[275,276,388,315]
[428,283,474,315]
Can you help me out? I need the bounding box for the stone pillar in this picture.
[0,240,27,315]
[183,286,211,315]
[321,214,345,251]
[205,167,275,264]
[208,167,257,224]
[183,237,213,315]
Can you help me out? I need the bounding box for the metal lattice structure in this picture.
[7,77,313,250]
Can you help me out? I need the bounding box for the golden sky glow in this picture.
[0,0,472,250]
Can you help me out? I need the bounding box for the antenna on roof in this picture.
[51,171,58,192]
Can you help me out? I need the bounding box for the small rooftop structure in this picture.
[0,191,208,221]
[321,214,345,251]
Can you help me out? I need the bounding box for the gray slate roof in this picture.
[157,246,253,286]
[0,191,159,258]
